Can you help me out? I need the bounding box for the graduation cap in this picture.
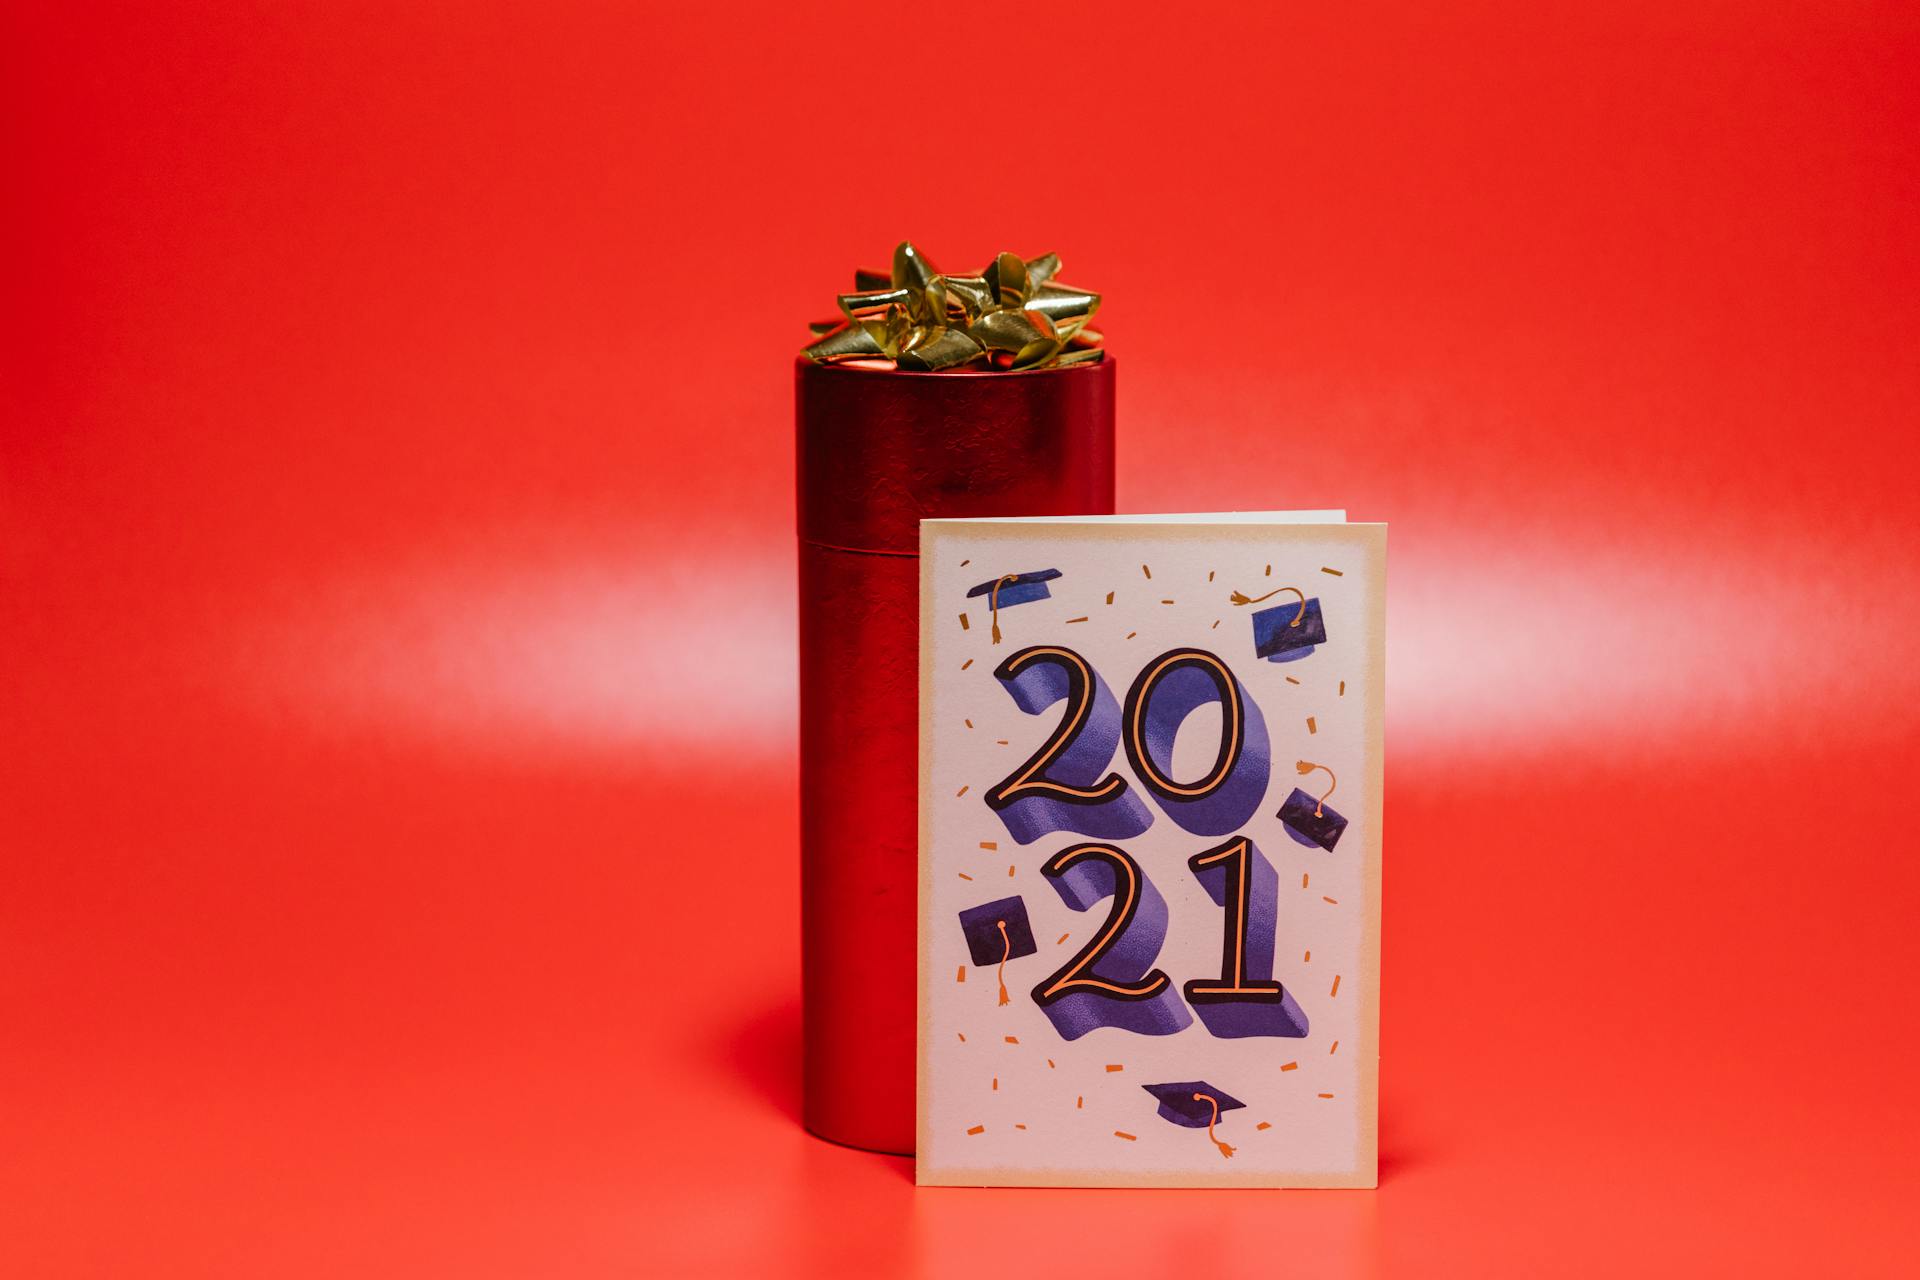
[958,895,1037,1006]
[1142,1081,1245,1159]
[1251,596,1327,663]
[967,569,1062,643]
[1278,761,1346,850]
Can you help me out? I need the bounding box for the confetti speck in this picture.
[1014,1123,1027,1130]
[959,613,971,631]
[1285,676,1301,685]
[1105,591,1115,605]
[1047,1059,1056,1069]
[960,559,971,567]
[1304,950,1311,962]
[957,872,973,881]
[1339,680,1346,696]
[956,785,969,797]
[992,1077,998,1091]
[1105,1064,1125,1073]
[1065,616,1089,624]
[1318,1093,1335,1099]
[1056,932,1070,945]
[961,659,973,671]
[1302,873,1309,888]
[1076,1096,1084,1109]
[1141,564,1152,579]
[1281,1062,1299,1072]
[957,1033,966,1042]
[1330,1040,1340,1055]
[1306,716,1317,734]
[1323,895,1339,905]
[967,1124,985,1135]
[1114,1130,1137,1141]
[1211,619,1220,629]
[1265,563,1272,577]
[956,966,966,983]
[1160,598,1175,605]
[1008,864,1016,877]
[979,840,998,850]
[1256,1121,1272,1131]
[1320,566,1344,577]
[1125,631,1137,640]
[1330,975,1342,997]
[1005,1035,1019,1044]
[964,718,973,729]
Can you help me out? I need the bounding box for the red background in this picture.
[5,3,1918,1275]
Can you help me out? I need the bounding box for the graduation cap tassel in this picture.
[1228,585,1308,626]
[988,574,1019,645]
[1194,1092,1235,1160]
[995,919,1013,1006]
[1295,759,1337,818]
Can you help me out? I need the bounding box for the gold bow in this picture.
[802,241,1106,372]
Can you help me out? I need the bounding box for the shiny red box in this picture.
[796,357,1115,1154]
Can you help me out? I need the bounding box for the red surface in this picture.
[4,3,1917,1275]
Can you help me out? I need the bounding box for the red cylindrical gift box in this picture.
[797,356,1115,1154]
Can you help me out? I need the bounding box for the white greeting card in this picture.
[916,513,1384,1188]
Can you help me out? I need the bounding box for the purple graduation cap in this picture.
[1141,1080,1246,1128]
[1278,786,1347,851]
[1251,596,1326,662]
[957,895,1036,967]
[965,568,1062,609]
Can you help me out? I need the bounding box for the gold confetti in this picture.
[980,840,998,850]
[1285,676,1301,685]
[967,1124,985,1135]
[961,659,973,671]
[1160,598,1175,605]
[1141,564,1152,579]
[1256,1121,1272,1131]
[1330,974,1341,997]
[1065,616,1089,624]
[1320,566,1343,576]
[1323,895,1338,905]
[957,872,973,881]
[1105,591,1115,605]
[1013,1123,1027,1130]
[1076,1096,1084,1109]
[1339,680,1346,696]
[1125,631,1137,640]
[1211,619,1220,629]
[992,1077,998,1091]
[1302,873,1309,888]
[1005,1035,1019,1044]
[996,739,1009,745]
[1056,932,1070,945]
[1306,716,1317,734]
[957,1033,966,1042]
[1303,949,1311,962]
[960,559,971,567]
[1047,1058,1056,1069]
[956,966,966,983]
[1114,1130,1137,1141]
[1281,1061,1299,1072]
[1208,570,1216,582]
[959,613,971,631]
[1265,563,1272,577]
[1105,1064,1125,1073]
[1008,864,1016,877]
[1318,1093,1335,1099]
[1330,1040,1340,1055]
[956,785,969,797]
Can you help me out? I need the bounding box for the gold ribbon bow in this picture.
[802,241,1106,372]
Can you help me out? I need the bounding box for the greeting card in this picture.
[916,513,1385,1188]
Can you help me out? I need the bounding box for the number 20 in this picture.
[987,646,1270,843]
